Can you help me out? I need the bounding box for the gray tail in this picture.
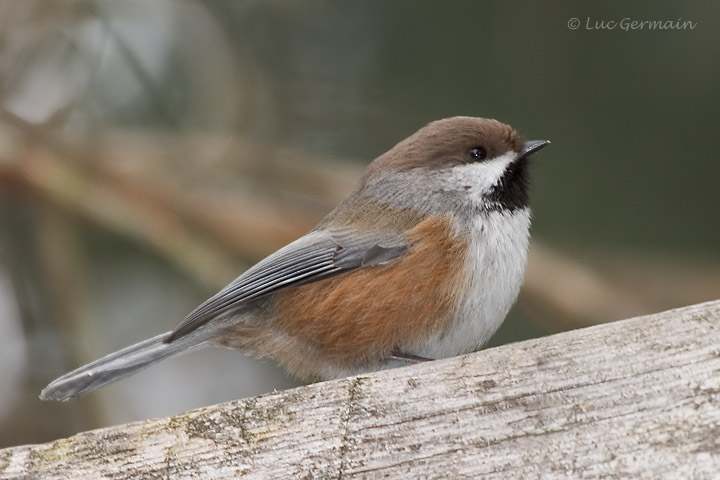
[40,331,209,401]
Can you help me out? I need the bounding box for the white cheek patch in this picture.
[363,151,519,213]
[445,151,517,198]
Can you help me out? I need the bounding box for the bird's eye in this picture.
[469,146,487,161]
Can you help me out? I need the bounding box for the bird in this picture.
[41,116,549,401]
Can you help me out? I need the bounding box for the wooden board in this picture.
[1,300,719,479]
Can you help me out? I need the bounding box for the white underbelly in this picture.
[410,208,531,359]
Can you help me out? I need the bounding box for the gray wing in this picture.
[165,229,408,342]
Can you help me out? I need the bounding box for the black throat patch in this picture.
[485,157,530,212]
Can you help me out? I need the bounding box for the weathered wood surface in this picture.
[2,300,719,479]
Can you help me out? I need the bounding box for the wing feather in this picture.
[165,230,407,342]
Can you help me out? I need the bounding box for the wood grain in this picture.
[2,299,719,479]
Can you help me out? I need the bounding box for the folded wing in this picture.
[165,229,408,342]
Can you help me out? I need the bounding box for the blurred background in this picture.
[1,1,718,448]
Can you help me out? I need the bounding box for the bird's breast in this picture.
[407,207,531,359]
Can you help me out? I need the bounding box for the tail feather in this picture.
[40,331,208,401]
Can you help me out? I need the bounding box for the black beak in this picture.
[519,140,550,159]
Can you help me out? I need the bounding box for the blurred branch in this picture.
[0,109,241,289]
[521,243,646,331]
[99,15,179,127]
[31,205,107,428]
